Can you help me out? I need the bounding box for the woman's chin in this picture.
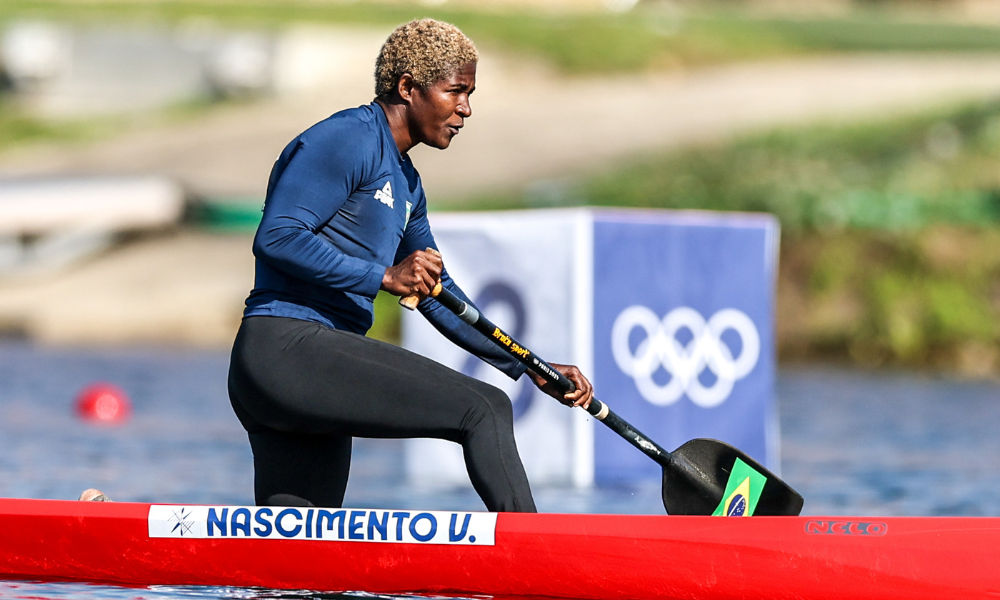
[428,138,454,150]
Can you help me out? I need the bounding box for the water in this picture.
[779,367,1000,516]
[0,582,508,600]
[1,341,999,598]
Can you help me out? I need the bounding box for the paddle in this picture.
[404,283,803,516]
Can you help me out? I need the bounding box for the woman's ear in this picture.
[397,73,416,105]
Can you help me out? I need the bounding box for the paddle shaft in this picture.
[429,285,676,470]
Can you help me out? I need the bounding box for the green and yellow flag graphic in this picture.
[712,458,768,517]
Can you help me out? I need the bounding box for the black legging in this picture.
[228,315,536,512]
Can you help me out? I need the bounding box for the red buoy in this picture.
[75,383,131,424]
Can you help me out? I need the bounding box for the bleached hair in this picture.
[374,18,478,101]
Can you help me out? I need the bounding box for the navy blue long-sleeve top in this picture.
[244,102,526,380]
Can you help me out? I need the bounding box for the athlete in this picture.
[227,19,593,513]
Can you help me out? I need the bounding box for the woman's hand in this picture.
[382,249,443,299]
[528,363,594,410]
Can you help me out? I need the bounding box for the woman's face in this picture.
[408,61,477,150]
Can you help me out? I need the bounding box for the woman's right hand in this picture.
[381,249,443,299]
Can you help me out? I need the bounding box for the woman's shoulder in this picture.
[300,104,381,148]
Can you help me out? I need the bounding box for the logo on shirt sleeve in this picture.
[374,181,394,208]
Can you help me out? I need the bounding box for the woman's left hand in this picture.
[528,363,594,410]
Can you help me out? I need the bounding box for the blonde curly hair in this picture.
[374,19,479,101]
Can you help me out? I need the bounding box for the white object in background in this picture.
[9,25,207,117]
[604,0,640,12]
[0,176,184,235]
[271,26,386,99]
[206,33,273,96]
[0,176,185,274]
[0,21,70,86]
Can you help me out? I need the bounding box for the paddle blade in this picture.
[662,438,803,516]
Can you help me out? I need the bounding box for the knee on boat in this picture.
[78,488,112,502]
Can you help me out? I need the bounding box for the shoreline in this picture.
[0,229,253,348]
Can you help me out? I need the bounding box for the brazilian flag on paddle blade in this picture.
[712,458,768,517]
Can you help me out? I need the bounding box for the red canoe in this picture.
[0,498,997,599]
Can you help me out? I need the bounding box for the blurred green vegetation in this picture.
[472,100,1000,374]
[2,1,1000,74]
[495,101,1000,234]
[780,229,1000,375]
[369,290,403,345]
[0,98,93,148]
[0,94,246,151]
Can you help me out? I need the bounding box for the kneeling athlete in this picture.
[228,18,593,512]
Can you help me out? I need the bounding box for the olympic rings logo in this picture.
[611,306,760,408]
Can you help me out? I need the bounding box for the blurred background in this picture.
[2,0,1000,517]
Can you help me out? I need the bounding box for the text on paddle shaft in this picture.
[531,357,558,382]
[147,505,497,546]
[493,327,530,358]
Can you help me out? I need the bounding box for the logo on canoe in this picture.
[167,507,196,536]
[805,521,888,536]
[148,505,497,546]
[611,306,760,408]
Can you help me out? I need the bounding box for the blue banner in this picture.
[592,212,778,484]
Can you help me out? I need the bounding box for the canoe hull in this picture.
[0,499,997,599]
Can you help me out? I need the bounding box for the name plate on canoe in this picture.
[148,505,497,546]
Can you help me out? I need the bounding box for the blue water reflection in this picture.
[778,367,1000,516]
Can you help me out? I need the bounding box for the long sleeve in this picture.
[396,193,527,381]
[252,132,384,297]
[421,275,528,380]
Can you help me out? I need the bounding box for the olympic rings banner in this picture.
[611,306,760,408]
[592,211,779,484]
[402,208,779,488]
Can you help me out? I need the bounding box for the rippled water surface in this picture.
[1,341,999,598]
